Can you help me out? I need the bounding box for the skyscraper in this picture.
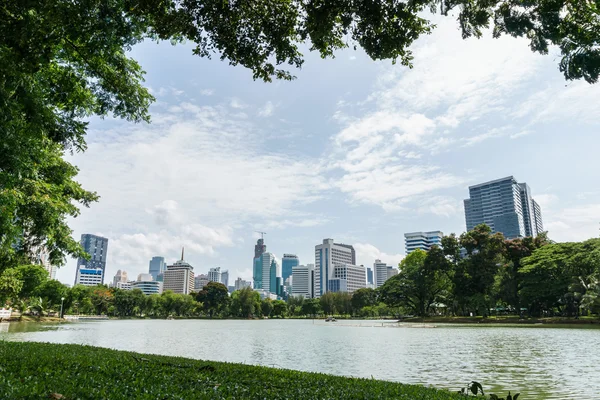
[291,264,314,299]
[464,176,543,239]
[148,256,166,281]
[208,267,222,283]
[373,260,389,288]
[314,239,355,297]
[112,270,128,287]
[76,234,108,284]
[366,267,373,286]
[281,254,299,284]
[220,270,229,287]
[253,238,266,289]
[404,231,443,254]
[162,249,194,295]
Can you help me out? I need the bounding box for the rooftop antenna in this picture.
[181,247,184,261]
[255,231,267,240]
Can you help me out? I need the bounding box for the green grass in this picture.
[0,341,462,399]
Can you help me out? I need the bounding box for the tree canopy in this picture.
[2,0,599,268]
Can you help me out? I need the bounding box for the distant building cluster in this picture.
[44,175,544,299]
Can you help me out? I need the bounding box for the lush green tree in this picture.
[379,249,449,317]
[261,298,273,318]
[520,238,600,317]
[301,298,321,317]
[0,268,23,304]
[230,287,261,318]
[196,281,230,318]
[456,225,506,316]
[319,292,336,315]
[2,1,599,272]
[34,279,68,309]
[333,292,352,316]
[351,288,377,314]
[89,286,113,315]
[14,264,48,299]
[286,295,305,317]
[271,300,288,318]
[496,234,550,313]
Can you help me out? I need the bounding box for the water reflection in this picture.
[1,320,599,399]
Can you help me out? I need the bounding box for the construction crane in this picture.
[255,231,267,240]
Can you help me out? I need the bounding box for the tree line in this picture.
[2,224,599,319]
[380,224,600,318]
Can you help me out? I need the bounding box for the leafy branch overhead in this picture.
[134,0,600,83]
[1,0,598,268]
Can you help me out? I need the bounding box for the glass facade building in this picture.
[76,234,108,284]
[149,256,166,281]
[404,231,443,254]
[281,254,299,284]
[464,176,543,239]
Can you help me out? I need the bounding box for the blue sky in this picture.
[57,16,600,285]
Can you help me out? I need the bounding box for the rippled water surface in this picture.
[2,319,599,399]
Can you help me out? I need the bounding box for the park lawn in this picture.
[0,341,462,399]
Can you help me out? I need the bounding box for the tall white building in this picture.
[31,245,57,280]
[195,274,210,290]
[163,250,194,295]
[328,264,366,294]
[75,266,103,286]
[234,277,251,291]
[220,270,229,287]
[208,267,222,283]
[261,252,278,294]
[315,239,355,297]
[404,231,443,254]
[373,260,390,288]
[291,264,314,299]
[112,270,128,287]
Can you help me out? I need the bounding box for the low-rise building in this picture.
[234,277,251,291]
[75,266,104,286]
[327,264,366,294]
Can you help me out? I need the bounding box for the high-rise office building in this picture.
[76,234,108,284]
[387,266,398,279]
[404,231,443,254]
[366,267,373,286]
[208,267,222,283]
[253,238,267,289]
[162,249,194,295]
[291,264,314,299]
[281,254,299,284]
[220,270,229,287]
[112,270,128,287]
[373,260,390,288]
[234,277,251,291]
[328,264,366,294]
[194,274,210,290]
[31,245,57,280]
[262,253,279,294]
[464,176,543,239]
[148,256,166,281]
[314,239,355,297]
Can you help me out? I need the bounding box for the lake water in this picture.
[1,319,599,399]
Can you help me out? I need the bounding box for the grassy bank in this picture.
[0,342,461,399]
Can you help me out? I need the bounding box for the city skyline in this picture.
[56,15,600,286]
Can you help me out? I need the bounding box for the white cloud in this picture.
[354,243,405,269]
[417,196,461,217]
[544,203,600,242]
[200,89,214,96]
[258,101,275,117]
[230,98,247,109]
